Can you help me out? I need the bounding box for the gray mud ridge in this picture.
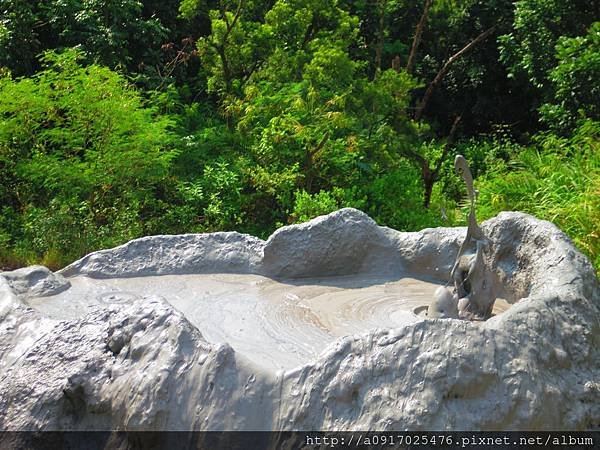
[0,209,599,431]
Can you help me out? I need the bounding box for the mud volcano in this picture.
[1,208,599,431]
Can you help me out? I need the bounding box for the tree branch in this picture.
[301,17,316,50]
[406,0,433,75]
[375,0,388,74]
[213,0,244,97]
[308,132,330,158]
[414,27,496,121]
[306,132,330,192]
[398,147,427,168]
[220,0,229,27]
[230,0,244,32]
[223,0,244,42]
[434,114,462,174]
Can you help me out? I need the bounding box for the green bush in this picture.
[475,121,600,273]
[0,49,176,268]
[539,22,600,132]
[364,164,453,232]
[291,187,367,224]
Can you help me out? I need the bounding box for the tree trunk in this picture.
[375,0,388,74]
[406,0,433,75]
[422,164,435,208]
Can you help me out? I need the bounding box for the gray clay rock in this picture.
[0,208,598,431]
[1,265,70,297]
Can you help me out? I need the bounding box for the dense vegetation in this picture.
[0,0,598,273]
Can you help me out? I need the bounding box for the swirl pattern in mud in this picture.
[21,273,496,369]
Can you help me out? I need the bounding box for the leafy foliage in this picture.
[0,50,176,267]
[539,22,600,131]
[0,0,598,275]
[476,121,600,272]
[498,0,597,89]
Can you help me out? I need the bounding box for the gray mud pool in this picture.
[25,274,440,369]
[2,208,598,431]
[24,273,511,370]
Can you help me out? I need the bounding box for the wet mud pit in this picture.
[3,204,598,431]
[23,273,510,370]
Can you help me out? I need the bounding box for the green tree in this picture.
[181,1,274,99]
[0,50,175,267]
[539,22,600,132]
[0,0,185,80]
[499,0,598,90]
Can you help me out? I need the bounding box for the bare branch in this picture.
[375,0,388,74]
[406,0,433,75]
[434,114,462,174]
[414,27,496,121]
[224,2,244,48]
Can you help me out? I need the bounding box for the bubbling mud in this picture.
[23,273,451,370]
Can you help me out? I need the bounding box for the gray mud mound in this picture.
[0,209,599,431]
